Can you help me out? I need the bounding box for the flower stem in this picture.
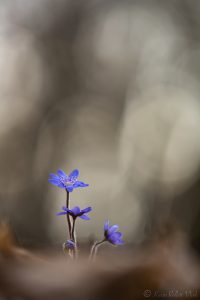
[71,218,78,258]
[89,239,106,261]
[71,218,76,243]
[66,191,72,239]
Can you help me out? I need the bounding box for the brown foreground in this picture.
[0,223,200,300]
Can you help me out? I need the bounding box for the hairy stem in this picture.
[71,218,76,243]
[89,239,106,261]
[71,218,78,258]
[66,190,72,239]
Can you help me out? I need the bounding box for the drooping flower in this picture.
[64,240,75,250]
[57,206,92,220]
[48,169,89,192]
[104,220,124,245]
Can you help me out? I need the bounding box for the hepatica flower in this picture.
[48,169,89,192]
[57,206,92,220]
[65,240,75,250]
[104,220,124,245]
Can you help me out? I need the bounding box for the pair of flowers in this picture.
[49,169,92,220]
[49,169,124,248]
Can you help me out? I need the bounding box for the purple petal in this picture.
[69,169,79,180]
[79,214,90,220]
[48,178,60,184]
[57,169,68,178]
[57,182,66,188]
[104,220,109,231]
[66,186,73,192]
[108,236,118,244]
[56,211,67,216]
[81,207,92,213]
[65,240,75,249]
[108,231,124,245]
[49,173,59,180]
[108,225,119,235]
[111,232,122,239]
[73,181,89,188]
[62,206,68,212]
[113,239,124,245]
[71,206,80,215]
[48,179,65,188]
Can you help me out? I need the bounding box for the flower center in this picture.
[59,176,76,186]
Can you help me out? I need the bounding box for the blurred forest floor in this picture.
[0,222,200,300]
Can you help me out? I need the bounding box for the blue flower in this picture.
[64,240,75,250]
[104,220,124,245]
[57,206,92,220]
[48,169,89,192]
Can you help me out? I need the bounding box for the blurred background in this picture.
[0,0,200,257]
